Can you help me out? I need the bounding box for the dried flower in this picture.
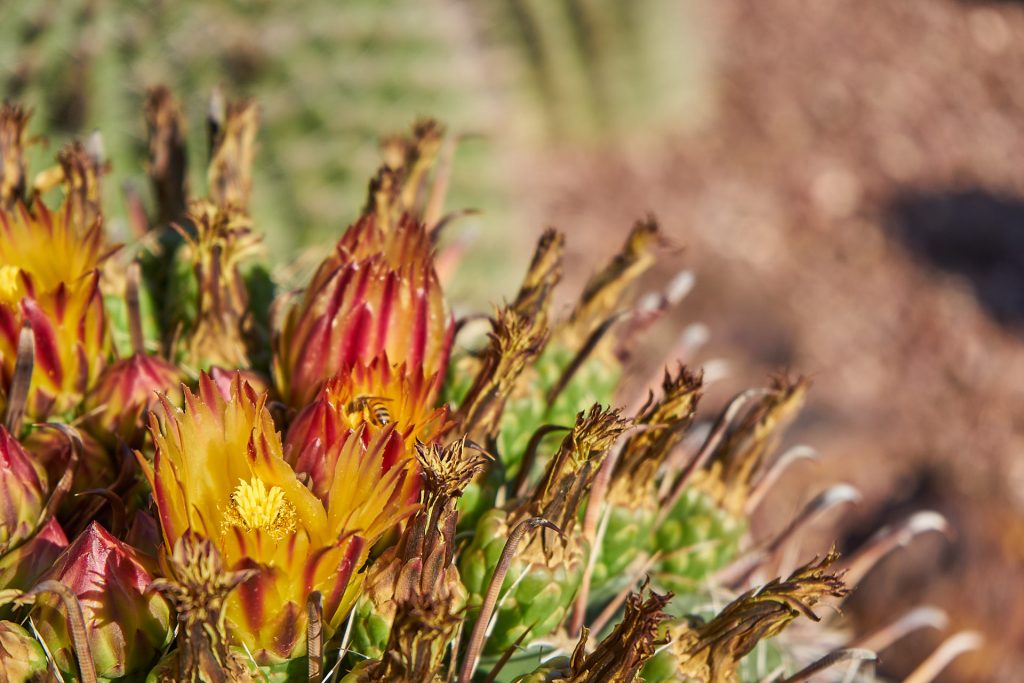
[668,550,848,683]
[0,105,32,209]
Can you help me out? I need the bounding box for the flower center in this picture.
[223,477,297,540]
[0,265,22,306]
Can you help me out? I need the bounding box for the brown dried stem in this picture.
[458,517,561,683]
[4,322,33,434]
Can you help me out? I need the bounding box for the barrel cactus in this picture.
[0,90,976,683]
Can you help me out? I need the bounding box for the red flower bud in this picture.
[32,522,172,678]
[275,214,452,406]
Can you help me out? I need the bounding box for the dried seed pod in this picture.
[350,439,487,661]
[460,406,630,655]
[145,86,189,226]
[207,98,258,212]
[148,534,260,683]
[645,550,848,683]
[0,104,32,209]
[175,200,261,370]
[592,366,704,588]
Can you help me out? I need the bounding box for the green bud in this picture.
[0,621,48,682]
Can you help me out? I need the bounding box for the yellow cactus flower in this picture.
[141,373,416,663]
[0,200,108,418]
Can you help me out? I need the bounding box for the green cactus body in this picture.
[591,502,656,592]
[257,658,308,683]
[543,349,621,437]
[242,262,276,372]
[104,285,160,358]
[460,509,507,598]
[639,645,680,683]
[498,345,621,476]
[497,383,550,475]
[458,344,620,534]
[348,571,469,665]
[337,659,372,682]
[348,595,395,663]
[162,245,200,360]
[458,465,508,534]
[440,351,476,409]
[461,508,583,656]
[510,669,558,683]
[738,640,789,682]
[654,487,746,593]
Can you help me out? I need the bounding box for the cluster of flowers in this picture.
[0,90,973,682]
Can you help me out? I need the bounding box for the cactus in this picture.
[0,0,711,315]
[0,92,976,683]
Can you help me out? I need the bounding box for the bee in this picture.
[346,395,393,427]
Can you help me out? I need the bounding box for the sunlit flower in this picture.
[0,200,108,418]
[84,352,181,448]
[141,373,416,662]
[284,357,450,503]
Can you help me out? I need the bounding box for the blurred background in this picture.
[3,0,1023,680]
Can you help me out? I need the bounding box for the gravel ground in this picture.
[509,1,1024,679]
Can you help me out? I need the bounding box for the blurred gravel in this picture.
[510,1,1024,680]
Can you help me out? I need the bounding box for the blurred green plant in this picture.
[0,0,709,304]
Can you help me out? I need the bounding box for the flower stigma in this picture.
[222,476,297,540]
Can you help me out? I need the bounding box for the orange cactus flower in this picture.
[274,213,453,407]
[0,200,108,419]
[284,357,450,503]
[141,373,416,663]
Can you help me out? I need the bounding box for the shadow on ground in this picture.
[886,189,1024,331]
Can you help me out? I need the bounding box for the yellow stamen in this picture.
[223,477,297,540]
